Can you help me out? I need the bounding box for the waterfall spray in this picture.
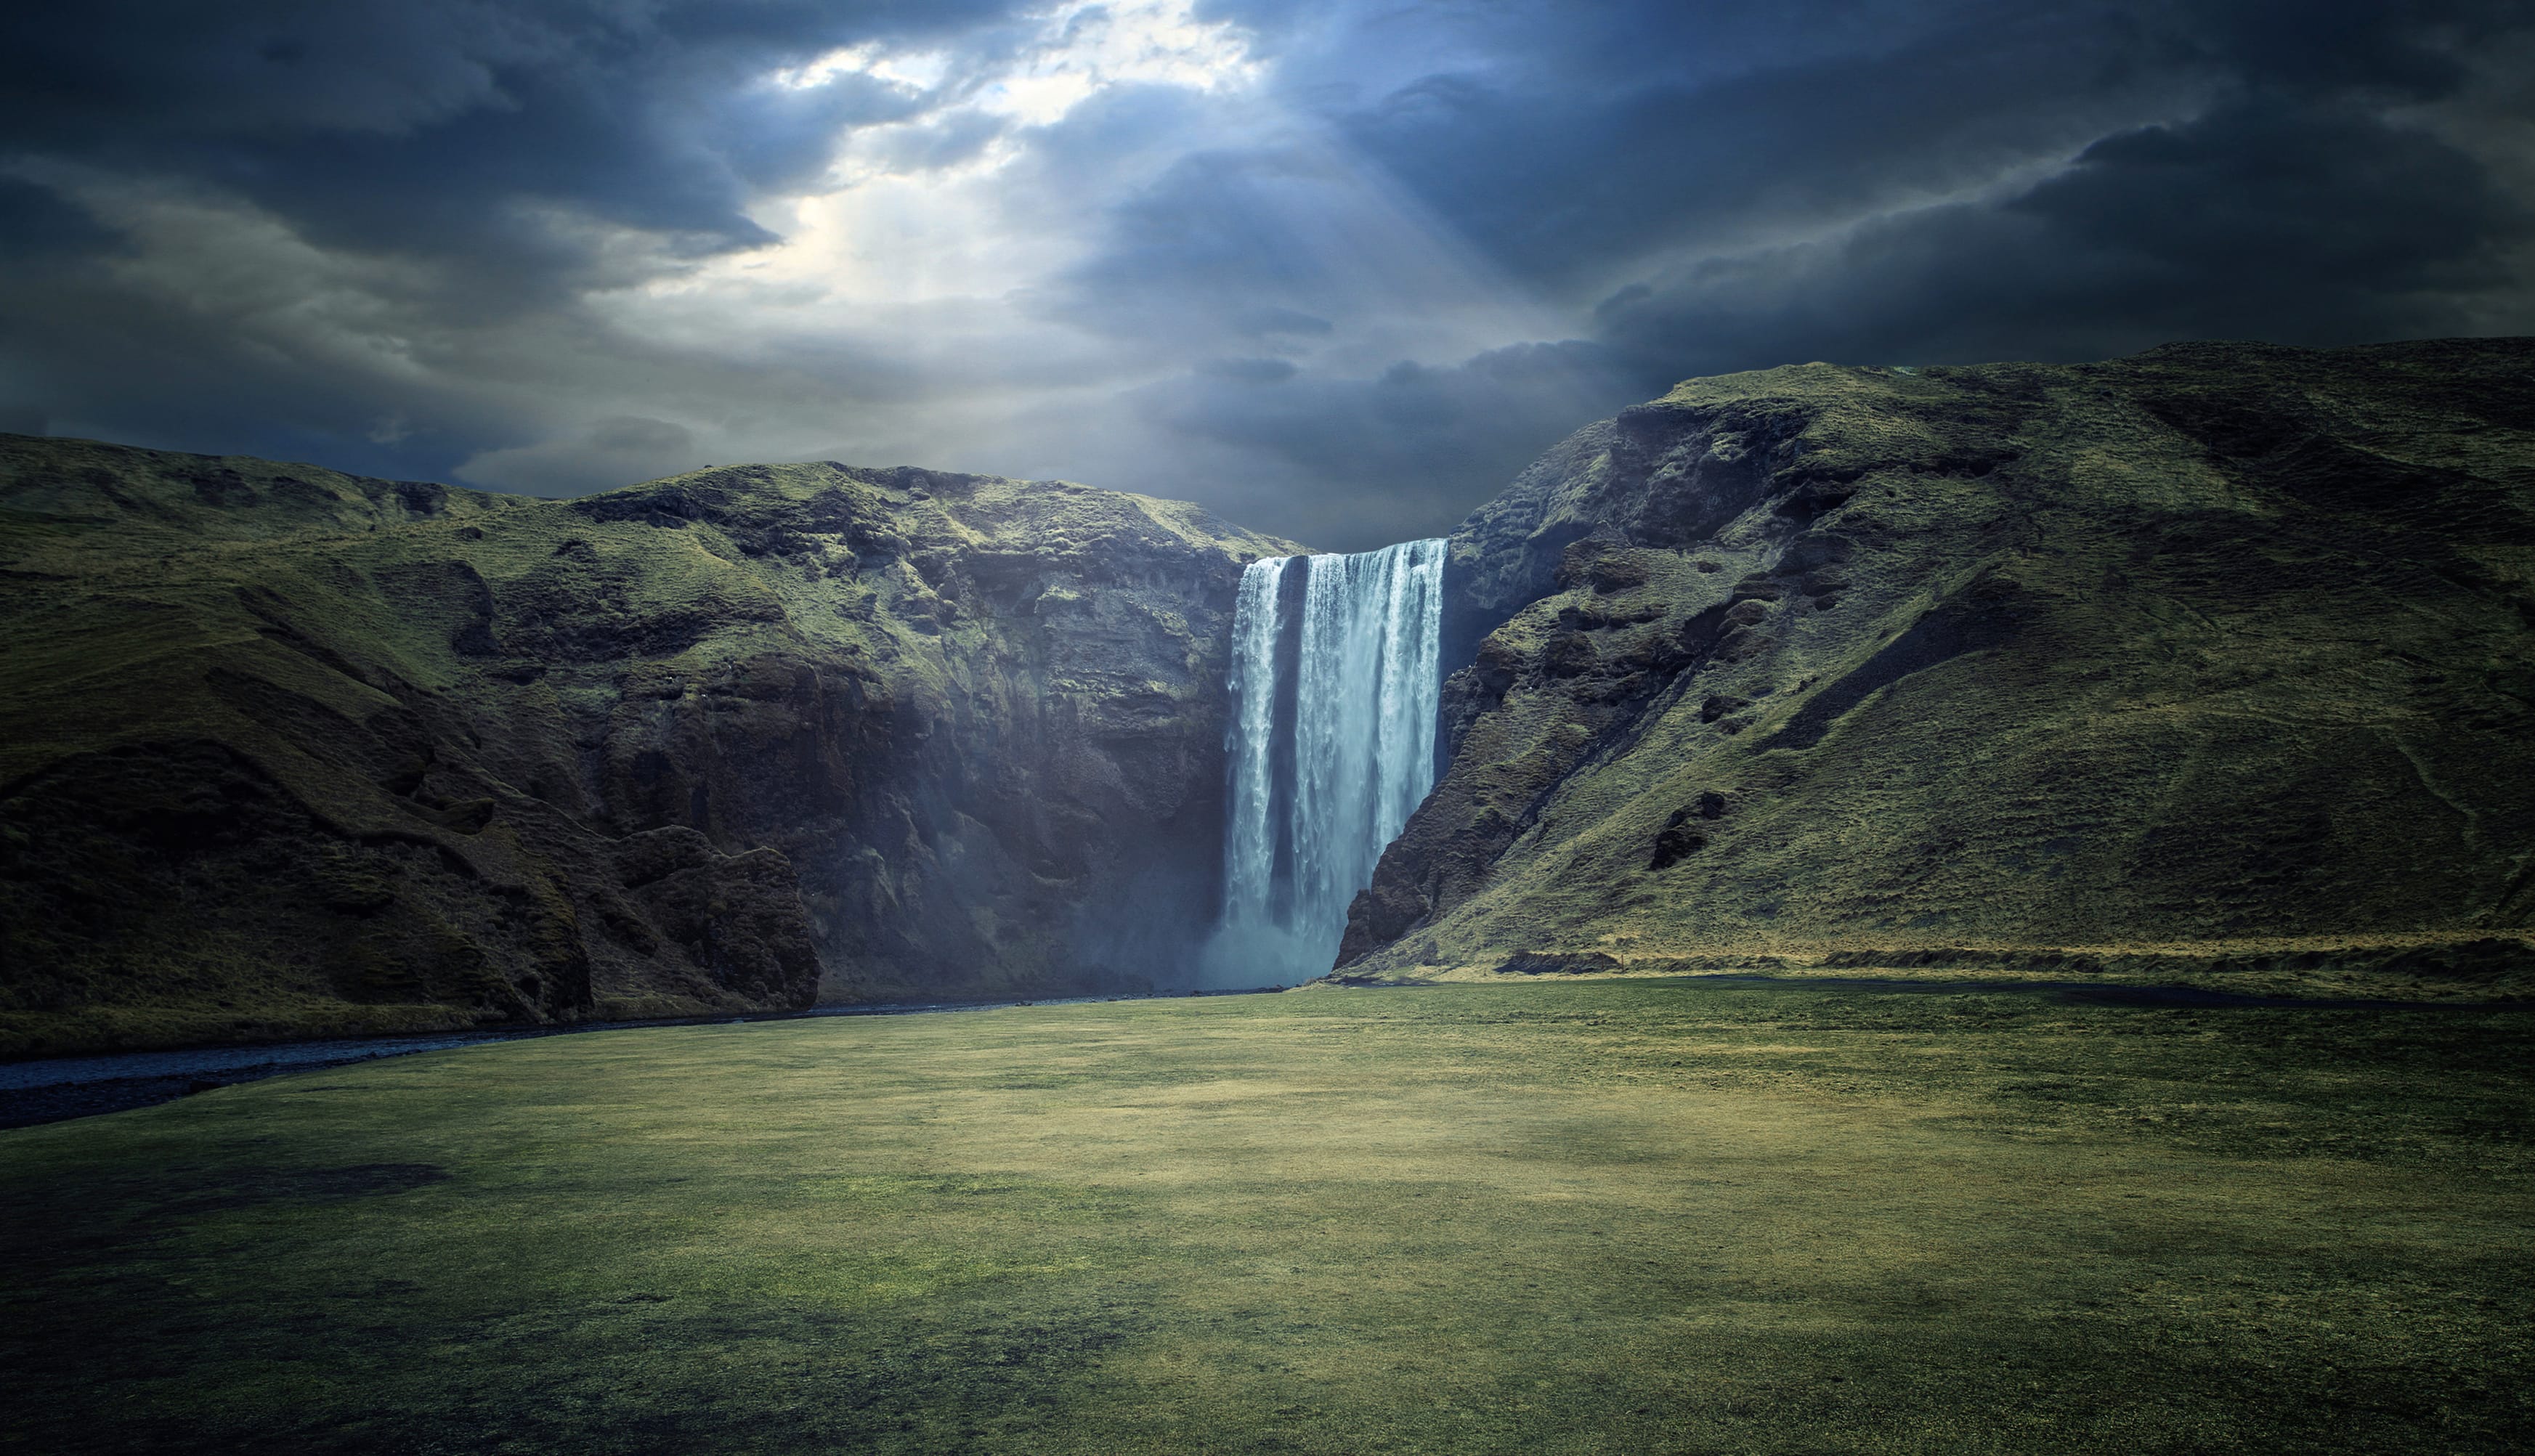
[1207,539,1447,985]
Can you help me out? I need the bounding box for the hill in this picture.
[1338,339,2535,998]
[0,439,1293,1055]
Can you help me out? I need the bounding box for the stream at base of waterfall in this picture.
[1201,540,1448,986]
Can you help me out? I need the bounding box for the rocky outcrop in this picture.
[0,439,1294,1055]
[1338,338,2535,988]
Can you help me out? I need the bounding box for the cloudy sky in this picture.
[4,1,2530,548]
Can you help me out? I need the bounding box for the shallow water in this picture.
[0,1032,548,1128]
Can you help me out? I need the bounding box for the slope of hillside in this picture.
[0,439,1294,1056]
[1340,339,2535,997]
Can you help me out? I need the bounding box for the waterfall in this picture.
[1208,539,1448,984]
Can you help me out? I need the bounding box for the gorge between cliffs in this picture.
[4,337,2533,1057]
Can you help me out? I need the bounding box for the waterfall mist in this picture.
[1202,540,1448,986]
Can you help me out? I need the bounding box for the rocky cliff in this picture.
[0,440,1294,1056]
[1340,338,2535,996]
[10,338,2531,1054]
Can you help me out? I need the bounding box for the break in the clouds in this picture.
[2,1,2530,549]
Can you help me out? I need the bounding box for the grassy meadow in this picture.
[3,980,2530,1453]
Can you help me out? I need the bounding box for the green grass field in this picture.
[4,982,2530,1454]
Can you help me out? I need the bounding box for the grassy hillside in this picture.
[1344,339,2535,997]
[0,437,1294,1057]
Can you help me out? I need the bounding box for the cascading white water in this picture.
[1206,538,1447,984]
[1221,555,1290,933]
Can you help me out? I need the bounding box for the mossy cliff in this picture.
[9,338,2530,1053]
[0,442,1294,1054]
[1340,338,2535,994]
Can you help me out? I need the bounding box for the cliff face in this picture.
[1341,339,2535,990]
[12,338,2531,1053]
[0,441,1294,1055]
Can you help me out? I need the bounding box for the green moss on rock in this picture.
[0,439,1297,1055]
[1342,338,2535,998]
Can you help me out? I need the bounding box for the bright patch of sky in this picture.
[775,0,1255,123]
[561,0,1561,521]
[737,0,1270,309]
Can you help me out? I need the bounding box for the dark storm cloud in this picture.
[1263,0,2512,287]
[0,0,1034,479]
[1318,2,2181,289]
[1096,0,2535,541]
[1,0,2530,547]
[0,0,1013,294]
[1133,341,1631,549]
[1589,93,2531,385]
[0,175,113,261]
